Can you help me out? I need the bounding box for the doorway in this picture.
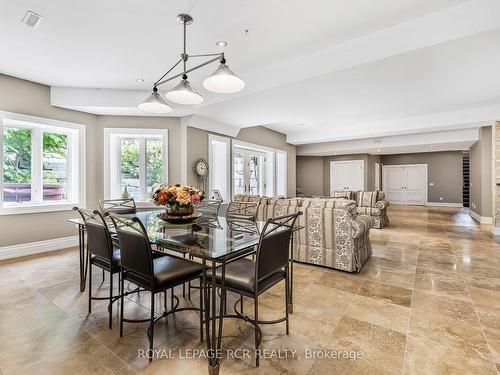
[382,164,427,205]
[233,147,267,196]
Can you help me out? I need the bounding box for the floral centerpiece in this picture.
[152,184,205,217]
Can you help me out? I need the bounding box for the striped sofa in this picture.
[231,195,372,272]
[331,191,390,229]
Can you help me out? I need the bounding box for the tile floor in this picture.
[1,206,500,374]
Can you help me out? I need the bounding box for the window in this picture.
[104,128,168,202]
[0,112,85,214]
[208,134,230,202]
[276,150,287,197]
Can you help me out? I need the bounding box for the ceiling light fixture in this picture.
[134,78,144,83]
[137,87,173,114]
[216,40,228,48]
[138,14,245,112]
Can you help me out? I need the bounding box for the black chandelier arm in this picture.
[154,58,183,86]
[155,55,222,87]
[188,52,224,59]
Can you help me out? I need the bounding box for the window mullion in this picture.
[139,138,146,201]
[32,128,43,203]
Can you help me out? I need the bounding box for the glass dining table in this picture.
[68,209,300,375]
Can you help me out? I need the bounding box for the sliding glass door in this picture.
[233,148,266,196]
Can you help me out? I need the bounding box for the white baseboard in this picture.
[425,202,463,208]
[0,235,79,261]
[467,209,493,224]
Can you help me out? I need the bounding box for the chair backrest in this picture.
[226,201,259,221]
[109,214,154,283]
[194,199,222,216]
[74,207,113,260]
[99,198,136,215]
[255,212,301,284]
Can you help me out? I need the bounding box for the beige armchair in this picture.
[354,191,389,229]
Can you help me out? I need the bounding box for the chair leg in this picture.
[149,292,155,362]
[108,271,113,329]
[88,262,92,314]
[199,278,203,342]
[120,271,125,337]
[284,275,290,335]
[240,294,244,314]
[254,295,259,367]
[102,269,105,283]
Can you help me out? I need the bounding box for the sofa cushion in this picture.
[356,191,379,207]
[356,206,382,216]
[331,191,354,200]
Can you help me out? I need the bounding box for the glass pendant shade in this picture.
[202,64,245,93]
[137,91,173,113]
[165,79,204,105]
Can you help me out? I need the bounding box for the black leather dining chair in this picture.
[208,211,301,366]
[109,214,204,359]
[74,207,121,329]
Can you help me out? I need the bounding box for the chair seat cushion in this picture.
[92,248,121,271]
[207,258,285,294]
[126,254,203,290]
[356,206,382,216]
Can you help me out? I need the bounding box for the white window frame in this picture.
[0,111,86,215]
[104,128,168,207]
[275,149,287,197]
[208,134,231,203]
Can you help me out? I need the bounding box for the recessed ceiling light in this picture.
[134,78,144,83]
[216,40,227,48]
[298,123,304,127]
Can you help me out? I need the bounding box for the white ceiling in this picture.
[1,0,500,148]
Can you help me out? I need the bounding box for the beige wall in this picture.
[186,126,209,187]
[186,125,297,197]
[470,126,492,217]
[0,74,97,246]
[382,151,464,204]
[296,153,379,197]
[0,74,181,247]
[297,150,464,202]
[296,156,324,196]
[367,155,382,191]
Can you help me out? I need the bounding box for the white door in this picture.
[233,148,266,196]
[384,166,405,204]
[405,165,427,205]
[375,162,381,190]
[330,160,364,195]
[382,164,427,205]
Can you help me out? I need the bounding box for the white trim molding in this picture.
[0,235,79,261]
[426,202,463,208]
[467,208,493,224]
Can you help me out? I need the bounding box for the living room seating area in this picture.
[234,194,373,272]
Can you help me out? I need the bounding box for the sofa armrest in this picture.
[375,200,389,209]
[352,214,372,238]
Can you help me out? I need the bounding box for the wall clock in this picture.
[193,158,209,191]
